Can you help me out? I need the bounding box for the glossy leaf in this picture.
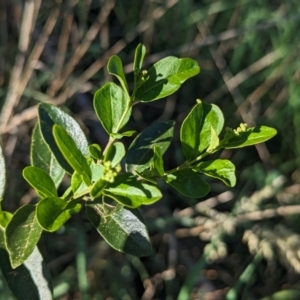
[135,57,200,102]
[223,126,277,149]
[23,166,57,198]
[91,179,106,199]
[206,126,220,153]
[0,144,5,201]
[126,121,174,174]
[107,55,128,92]
[180,102,203,160]
[88,144,102,160]
[93,82,131,134]
[104,142,125,168]
[104,173,162,208]
[0,212,53,300]
[31,123,65,188]
[6,204,42,268]
[180,101,224,160]
[36,197,81,232]
[194,159,236,187]
[166,169,210,198]
[53,124,91,186]
[86,204,152,256]
[38,103,89,174]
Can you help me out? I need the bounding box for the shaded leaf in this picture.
[53,125,91,186]
[6,205,42,268]
[223,126,277,149]
[0,144,6,201]
[194,159,236,187]
[38,103,89,174]
[88,144,102,160]
[104,142,125,168]
[104,173,162,208]
[166,169,210,198]
[36,197,81,232]
[107,55,128,92]
[153,145,164,176]
[93,82,131,134]
[135,57,200,102]
[0,211,53,300]
[126,121,174,174]
[31,123,65,188]
[23,166,57,198]
[91,179,106,199]
[86,204,151,256]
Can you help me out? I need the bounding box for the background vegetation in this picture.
[0,0,300,299]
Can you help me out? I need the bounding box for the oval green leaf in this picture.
[194,159,236,187]
[36,197,81,232]
[6,204,42,268]
[133,43,146,74]
[86,204,152,256]
[0,144,6,201]
[107,55,128,92]
[38,103,89,174]
[104,142,125,168]
[93,82,131,134]
[166,169,210,198]
[23,166,57,198]
[126,121,174,175]
[0,211,53,300]
[223,126,277,149]
[53,124,91,186]
[31,123,65,188]
[135,57,200,102]
[104,173,162,208]
[180,101,224,160]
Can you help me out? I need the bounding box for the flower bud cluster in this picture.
[233,123,248,135]
[102,161,121,183]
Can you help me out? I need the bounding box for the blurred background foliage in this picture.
[0,0,300,299]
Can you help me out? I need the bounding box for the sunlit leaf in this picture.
[93,82,131,134]
[23,166,57,198]
[107,55,128,92]
[194,159,236,187]
[104,142,125,168]
[104,173,162,208]
[31,123,65,188]
[6,205,42,268]
[135,57,200,102]
[36,197,81,232]
[86,204,151,256]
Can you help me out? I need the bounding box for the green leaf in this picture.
[0,211,53,300]
[71,172,88,194]
[91,179,106,199]
[88,144,102,160]
[126,121,174,175]
[180,101,224,160]
[38,103,89,174]
[86,204,151,256]
[93,82,131,134]
[36,197,81,232]
[180,102,203,160]
[31,123,65,188]
[104,142,125,168]
[194,159,236,187]
[90,163,104,182]
[223,126,277,149]
[111,130,136,139]
[6,204,42,268]
[166,169,210,198]
[133,43,146,75]
[0,144,6,201]
[206,126,220,153]
[135,57,200,102]
[53,124,91,186]
[104,173,162,208]
[152,145,164,176]
[107,55,128,92]
[23,166,58,198]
